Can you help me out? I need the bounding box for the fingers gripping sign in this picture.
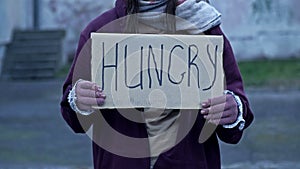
[75,80,107,112]
[201,94,238,126]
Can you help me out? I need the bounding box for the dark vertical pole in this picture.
[33,0,40,30]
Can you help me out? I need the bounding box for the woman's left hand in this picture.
[201,94,238,125]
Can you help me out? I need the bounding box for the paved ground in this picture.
[0,78,299,169]
[221,88,300,168]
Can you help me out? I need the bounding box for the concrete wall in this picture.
[0,0,114,72]
[42,0,300,60]
[0,0,33,73]
[0,0,32,42]
[41,0,300,60]
[39,0,114,57]
[211,0,300,60]
[1,0,300,65]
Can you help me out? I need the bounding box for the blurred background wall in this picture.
[0,0,113,75]
[0,0,33,73]
[212,0,300,60]
[1,0,300,73]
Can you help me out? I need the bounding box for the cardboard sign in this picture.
[91,33,224,109]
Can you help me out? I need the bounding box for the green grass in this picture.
[238,58,300,89]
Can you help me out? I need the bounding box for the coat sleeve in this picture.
[60,33,90,134]
[60,7,122,134]
[205,26,254,144]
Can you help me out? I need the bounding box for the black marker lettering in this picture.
[168,45,185,85]
[188,44,200,88]
[203,44,218,91]
[125,45,143,89]
[102,42,118,91]
[148,45,164,88]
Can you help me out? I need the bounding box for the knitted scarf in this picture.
[137,0,222,34]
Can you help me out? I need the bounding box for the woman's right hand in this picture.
[75,80,106,112]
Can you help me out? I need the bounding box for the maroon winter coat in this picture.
[60,0,254,168]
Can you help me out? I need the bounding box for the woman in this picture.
[61,0,254,168]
